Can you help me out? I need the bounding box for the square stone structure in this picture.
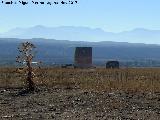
[74,47,92,68]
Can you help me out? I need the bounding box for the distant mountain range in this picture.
[1,26,160,67]
[1,26,160,44]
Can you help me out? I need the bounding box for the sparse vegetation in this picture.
[0,68,160,93]
[0,67,160,119]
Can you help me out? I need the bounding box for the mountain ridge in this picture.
[1,26,160,44]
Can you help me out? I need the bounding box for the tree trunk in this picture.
[27,61,35,91]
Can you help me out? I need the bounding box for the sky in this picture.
[0,0,160,33]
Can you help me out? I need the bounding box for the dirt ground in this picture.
[0,86,160,120]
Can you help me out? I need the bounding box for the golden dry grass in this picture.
[0,67,160,92]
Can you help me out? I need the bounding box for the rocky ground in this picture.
[0,86,160,120]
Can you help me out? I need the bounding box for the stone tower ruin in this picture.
[74,47,92,68]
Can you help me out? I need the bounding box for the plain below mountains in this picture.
[1,38,160,67]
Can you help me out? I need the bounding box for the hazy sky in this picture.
[0,0,160,33]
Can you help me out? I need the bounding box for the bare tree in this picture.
[16,41,37,91]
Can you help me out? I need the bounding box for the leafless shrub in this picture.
[16,41,37,91]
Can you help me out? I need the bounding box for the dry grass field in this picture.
[0,67,160,119]
[0,67,160,92]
